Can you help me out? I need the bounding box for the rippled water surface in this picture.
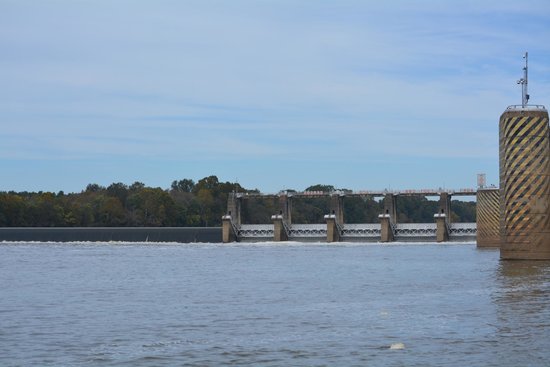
[1,242,549,366]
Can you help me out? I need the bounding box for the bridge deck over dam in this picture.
[233,188,477,199]
[222,189,479,243]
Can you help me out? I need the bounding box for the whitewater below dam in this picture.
[1,241,549,366]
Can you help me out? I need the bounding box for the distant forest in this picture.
[0,176,476,227]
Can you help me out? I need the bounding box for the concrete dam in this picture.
[222,189,483,243]
[222,52,550,261]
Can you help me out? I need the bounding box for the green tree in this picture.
[196,188,214,226]
[171,179,195,193]
[0,193,26,226]
[193,176,220,194]
[29,192,65,226]
[98,197,126,226]
[85,183,105,193]
[106,182,129,206]
[305,184,335,192]
[127,187,177,226]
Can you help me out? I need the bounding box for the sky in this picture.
[1,0,550,194]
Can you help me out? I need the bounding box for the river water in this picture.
[1,242,549,367]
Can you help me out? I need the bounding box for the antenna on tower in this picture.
[517,52,529,107]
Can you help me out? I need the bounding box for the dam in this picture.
[220,52,550,262]
[222,189,479,243]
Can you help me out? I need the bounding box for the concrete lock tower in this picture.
[499,52,550,259]
[476,174,500,248]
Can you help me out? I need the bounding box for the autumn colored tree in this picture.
[0,177,477,227]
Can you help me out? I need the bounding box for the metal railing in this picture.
[449,223,477,236]
[341,223,381,237]
[289,224,327,238]
[235,188,477,198]
[506,104,546,110]
[395,223,437,237]
[239,224,273,238]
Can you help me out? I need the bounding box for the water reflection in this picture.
[497,260,550,299]
[495,259,550,324]
[498,259,550,278]
[492,260,550,366]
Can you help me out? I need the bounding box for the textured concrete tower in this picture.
[499,52,550,259]
[499,54,550,259]
[499,106,550,259]
[476,187,500,248]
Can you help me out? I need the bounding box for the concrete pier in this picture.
[226,193,241,227]
[222,193,241,243]
[325,193,344,242]
[434,213,448,242]
[476,188,500,248]
[438,193,451,223]
[435,193,451,242]
[279,194,292,225]
[330,194,344,227]
[222,215,237,243]
[380,194,396,242]
[271,194,292,241]
[272,214,288,241]
[325,214,340,242]
[379,214,393,242]
[499,106,550,259]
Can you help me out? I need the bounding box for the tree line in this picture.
[0,177,476,227]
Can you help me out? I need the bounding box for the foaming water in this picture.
[1,242,549,366]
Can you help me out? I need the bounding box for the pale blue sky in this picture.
[1,0,550,193]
